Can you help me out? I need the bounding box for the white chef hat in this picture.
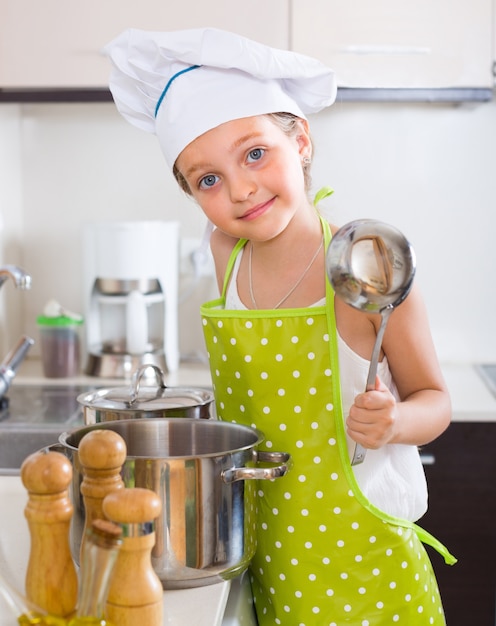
[104,28,337,168]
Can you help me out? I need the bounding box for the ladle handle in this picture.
[351,305,394,466]
[365,305,393,391]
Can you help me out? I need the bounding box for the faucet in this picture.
[0,264,32,290]
[0,265,34,400]
[0,335,35,400]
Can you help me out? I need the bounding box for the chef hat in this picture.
[104,28,337,168]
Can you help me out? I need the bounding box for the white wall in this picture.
[0,96,495,365]
[310,99,496,363]
[0,105,27,355]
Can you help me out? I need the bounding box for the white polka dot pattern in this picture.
[200,302,446,625]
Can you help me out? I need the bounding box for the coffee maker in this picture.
[82,221,180,378]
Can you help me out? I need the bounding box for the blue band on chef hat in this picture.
[154,64,201,118]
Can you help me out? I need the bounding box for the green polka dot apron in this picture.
[200,217,455,625]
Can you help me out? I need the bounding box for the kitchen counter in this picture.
[441,362,496,422]
[13,357,496,422]
[0,472,257,625]
[14,357,213,389]
[0,474,231,625]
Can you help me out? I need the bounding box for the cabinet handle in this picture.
[420,453,436,466]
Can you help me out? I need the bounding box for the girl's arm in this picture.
[347,284,451,449]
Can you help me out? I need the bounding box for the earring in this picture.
[302,156,312,165]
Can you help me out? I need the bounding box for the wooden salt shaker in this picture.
[103,487,163,626]
[78,429,126,560]
[21,450,78,617]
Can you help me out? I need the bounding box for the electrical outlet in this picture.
[180,237,215,277]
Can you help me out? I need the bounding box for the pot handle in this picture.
[222,451,292,484]
[129,364,167,404]
[29,442,71,460]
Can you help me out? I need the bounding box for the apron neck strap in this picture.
[220,238,247,299]
[220,212,334,301]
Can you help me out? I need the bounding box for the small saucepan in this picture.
[78,364,214,423]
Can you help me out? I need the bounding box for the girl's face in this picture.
[175,115,312,242]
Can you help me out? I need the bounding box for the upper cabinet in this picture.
[290,0,495,96]
[1,0,494,101]
[0,0,288,89]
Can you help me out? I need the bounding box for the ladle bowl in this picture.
[326,219,416,465]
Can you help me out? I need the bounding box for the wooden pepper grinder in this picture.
[102,487,163,626]
[78,429,127,561]
[21,450,78,618]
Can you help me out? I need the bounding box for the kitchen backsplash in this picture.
[0,98,495,366]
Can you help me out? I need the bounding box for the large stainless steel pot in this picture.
[77,364,214,423]
[55,418,291,589]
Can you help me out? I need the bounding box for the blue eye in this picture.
[247,148,264,163]
[199,174,219,189]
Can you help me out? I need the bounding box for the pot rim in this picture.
[59,417,265,460]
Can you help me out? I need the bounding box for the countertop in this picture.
[14,357,213,389]
[13,357,496,422]
[0,474,231,625]
[440,362,496,422]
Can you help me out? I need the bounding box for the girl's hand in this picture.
[346,376,398,449]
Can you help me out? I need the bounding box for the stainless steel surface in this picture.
[129,363,166,402]
[0,428,64,475]
[78,364,214,423]
[0,336,34,399]
[4,86,491,104]
[0,265,32,290]
[337,87,493,103]
[85,350,167,379]
[326,219,416,465]
[95,277,161,295]
[100,339,157,354]
[0,384,93,474]
[0,265,34,398]
[57,418,291,589]
[475,364,496,398]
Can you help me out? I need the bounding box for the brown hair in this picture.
[172,112,313,194]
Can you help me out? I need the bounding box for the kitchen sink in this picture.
[0,383,98,475]
[0,428,65,474]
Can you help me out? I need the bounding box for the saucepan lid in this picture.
[77,364,213,411]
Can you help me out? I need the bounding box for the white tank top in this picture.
[225,249,428,522]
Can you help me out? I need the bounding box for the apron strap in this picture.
[222,211,333,300]
[220,238,248,299]
[414,523,457,565]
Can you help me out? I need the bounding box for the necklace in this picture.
[248,236,324,309]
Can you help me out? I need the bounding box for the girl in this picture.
[105,27,455,625]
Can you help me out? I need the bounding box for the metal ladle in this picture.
[326,219,416,466]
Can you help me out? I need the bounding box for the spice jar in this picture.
[37,314,83,378]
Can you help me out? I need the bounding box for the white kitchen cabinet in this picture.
[290,0,494,91]
[0,0,288,88]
